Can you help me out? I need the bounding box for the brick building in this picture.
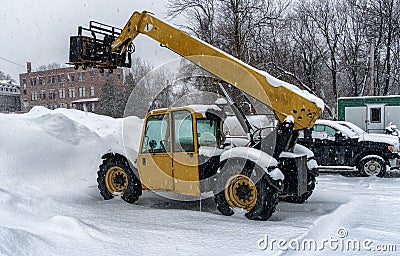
[0,80,21,113]
[19,62,123,112]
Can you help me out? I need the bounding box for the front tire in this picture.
[357,156,386,177]
[213,158,281,221]
[97,154,142,204]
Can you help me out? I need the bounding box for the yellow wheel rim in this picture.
[224,174,257,211]
[105,166,128,194]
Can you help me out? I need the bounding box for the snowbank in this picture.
[0,107,143,196]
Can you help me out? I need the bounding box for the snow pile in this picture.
[385,122,400,137]
[0,107,145,196]
[1,108,105,194]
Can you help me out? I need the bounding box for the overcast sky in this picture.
[0,0,181,81]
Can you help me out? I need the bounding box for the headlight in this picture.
[388,145,395,153]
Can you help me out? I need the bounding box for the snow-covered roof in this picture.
[336,121,365,135]
[0,80,20,95]
[186,104,221,116]
[315,120,357,138]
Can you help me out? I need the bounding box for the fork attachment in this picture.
[68,21,132,73]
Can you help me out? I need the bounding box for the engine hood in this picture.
[359,133,400,150]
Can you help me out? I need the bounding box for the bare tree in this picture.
[36,62,64,71]
[298,0,347,99]
[216,0,288,62]
[339,0,370,97]
[364,0,400,95]
[166,0,400,109]
[167,0,218,44]
[0,70,14,82]
[98,57,152,117]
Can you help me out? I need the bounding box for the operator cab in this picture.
[137,105,225,196]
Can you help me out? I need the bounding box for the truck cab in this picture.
[298,120,400,176]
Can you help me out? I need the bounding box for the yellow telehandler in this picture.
[68,11,323,220]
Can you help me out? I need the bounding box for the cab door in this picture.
[171,110,200,196]
[137,113,173,191]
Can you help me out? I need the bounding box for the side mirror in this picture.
[304,128,312,141]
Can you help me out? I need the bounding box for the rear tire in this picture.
[214,158,281,221]
[357,156,386,177]
[97,154,142,204]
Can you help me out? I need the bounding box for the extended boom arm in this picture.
[68,11,323,130]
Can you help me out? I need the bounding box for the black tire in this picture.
[357,156,386,177]
[213,158,281,221]
[280,174,316,204]
[97,153,142,204]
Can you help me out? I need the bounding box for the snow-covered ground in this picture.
[0,108,399,255]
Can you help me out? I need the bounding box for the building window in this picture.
[40,90,46,100]
[117,73,121,80]
[31,91,37,101]
[30,79,36,86]
[68,74,75,82]
[78,73,85,82]
[48,76,55,85]
[39,77,45,85]
[59,88,65,99]
[79,87,86,97]
[23,89,27,95]
[22,78,27,88]
[58,74,65,83]
[90,86,95,97]
[69,88,76,98]
[49,89,56,100]
[89,70,94,77]
[370,108,381,123]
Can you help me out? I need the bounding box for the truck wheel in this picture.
[280,174,316,204]
[214,159,280,221]
[97,154,142,204]
[358,156,386,177]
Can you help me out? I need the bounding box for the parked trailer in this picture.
[337,95,400,133]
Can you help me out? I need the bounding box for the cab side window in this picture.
[324,126,337,137]
[197,119,218,147]
[141,114,170,153]
[312,124,337,140]
[172,110,194,152]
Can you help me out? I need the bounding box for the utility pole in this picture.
[369,41,375,96]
